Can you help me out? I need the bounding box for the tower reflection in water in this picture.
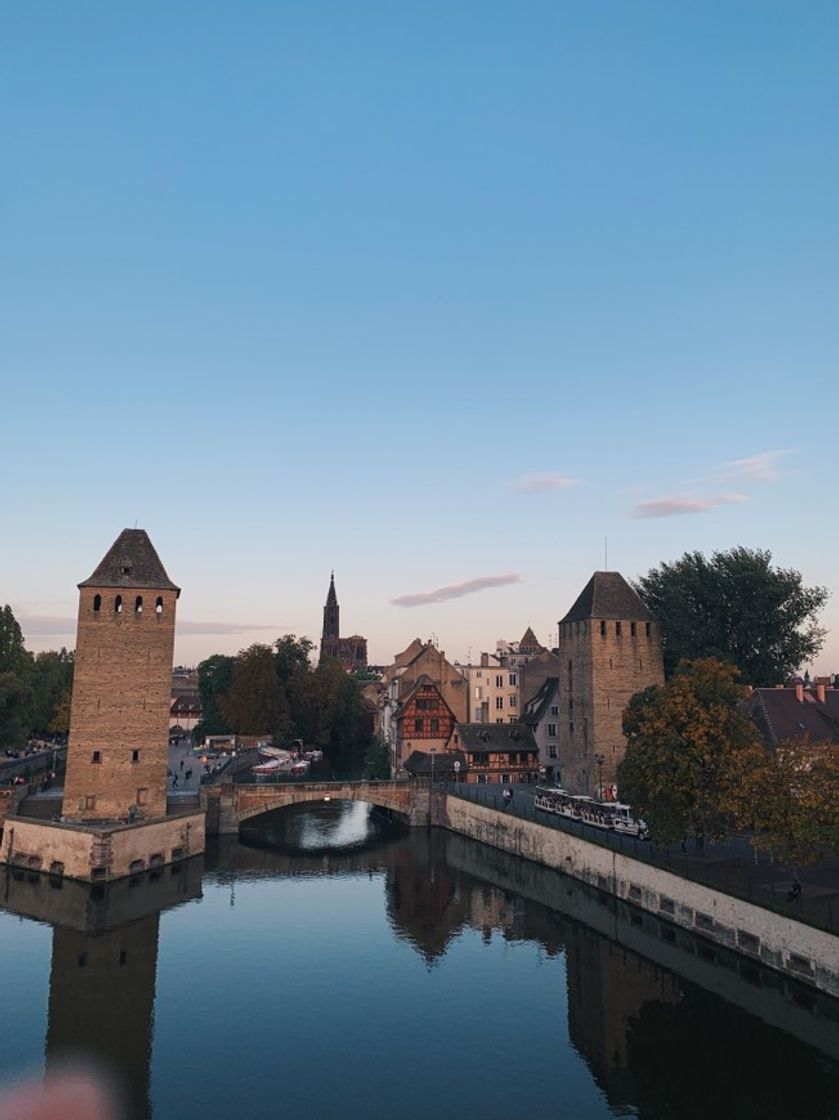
[1,859,203,1120]
[3,803,839,1120]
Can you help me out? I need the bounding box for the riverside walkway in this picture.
[441,780,839,935]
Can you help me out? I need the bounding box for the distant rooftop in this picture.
[560,571,654,624]
[78,529,180,594]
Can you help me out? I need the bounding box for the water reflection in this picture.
[1,861,202,1120]
[2,806,839,1119]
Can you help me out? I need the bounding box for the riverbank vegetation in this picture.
[618,658,839,865]
[195,636,373,773]
[0,606,73,747]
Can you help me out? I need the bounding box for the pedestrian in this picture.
[171,775,179,790]
[179,759,184,772]
[185,768,193,782]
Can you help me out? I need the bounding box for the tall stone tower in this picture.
[557,571,664,798]
[320,571,340,662]
[63,530,180,821]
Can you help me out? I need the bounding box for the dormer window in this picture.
[121,563,132,576]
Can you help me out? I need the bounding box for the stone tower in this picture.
[320,571,340,661]
[557,571,663,798]
[63,529,180,821]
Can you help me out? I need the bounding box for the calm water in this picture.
[3,802,839,1120]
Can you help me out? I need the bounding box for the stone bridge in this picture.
[203,779,431,834]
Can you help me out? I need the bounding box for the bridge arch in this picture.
[232,781,421,831]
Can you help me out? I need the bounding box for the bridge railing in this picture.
[233,771,397,786]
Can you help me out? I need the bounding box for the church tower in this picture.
[63,530,180,821]
[320,572,340,662]
[557,572,664,798]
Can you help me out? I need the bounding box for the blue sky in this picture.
[2,1,837,671]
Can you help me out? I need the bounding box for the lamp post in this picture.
[594,753,605,800]
[453,759,461,784]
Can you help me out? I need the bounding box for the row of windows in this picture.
[92,594,164,615]
[413,718,441,733]
[561,620,653,639]
[91,749,141,763]
[80,786,149,811]
[494,695,517,709]
[467,752,535,765]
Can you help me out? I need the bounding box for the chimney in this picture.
[817,684,826,703]
[480,653,489,668]
[795,684,804,703]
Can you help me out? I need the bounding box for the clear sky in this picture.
[2,1,837,672]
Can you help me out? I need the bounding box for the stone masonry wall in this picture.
[560,619,664,796]
[440,794,839,998]
[63,586,177,820]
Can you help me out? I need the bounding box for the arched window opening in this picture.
[115,595,123,614]
[93,594,102,613]
[155,596,163,615]
[135,596,143,614]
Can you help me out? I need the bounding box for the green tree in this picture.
[28,648,74,732]
[364,734,391,779]
[0,606,34,748]
[634,547,828,684]
[617,658,762,846]
[726,735,839,867]
[194,653,235,740]
[221,644,291,738]
[274,635,314,684]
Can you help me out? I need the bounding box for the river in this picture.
[2,801,839,1119]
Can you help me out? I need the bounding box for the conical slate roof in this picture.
[78,529,180,593]
[560,571,653,624]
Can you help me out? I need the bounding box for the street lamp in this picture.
[453,759,461,783]
[594,753,605,800]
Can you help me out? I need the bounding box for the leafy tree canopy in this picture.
[634,547,828,685]
[617,658,762,845]
[726,735,839,867]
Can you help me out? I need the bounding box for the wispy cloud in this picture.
[721,449,791,483]
[391,573,522,608]
[631,494,749,519]
[17,615,279,637]
[512,473,582,495]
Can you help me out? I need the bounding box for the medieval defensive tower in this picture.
[557,571,664,798]
[63,529,180,821]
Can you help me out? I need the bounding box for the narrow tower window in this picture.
[646,622,652,638]
[114,595,123,614]
[630,622,637,637]
[93,594,102,613]
[600,621,606,637]
[135,595,143,614]
[615,621,622,636]
[155,596,164,615]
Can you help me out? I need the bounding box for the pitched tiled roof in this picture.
[519,626,543,654]
[455,722,538,754]
[752,688,839,747]
[403,749,466,775]
[79,529,180,593]
[560,571,654,624]
[523,677,559,726]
